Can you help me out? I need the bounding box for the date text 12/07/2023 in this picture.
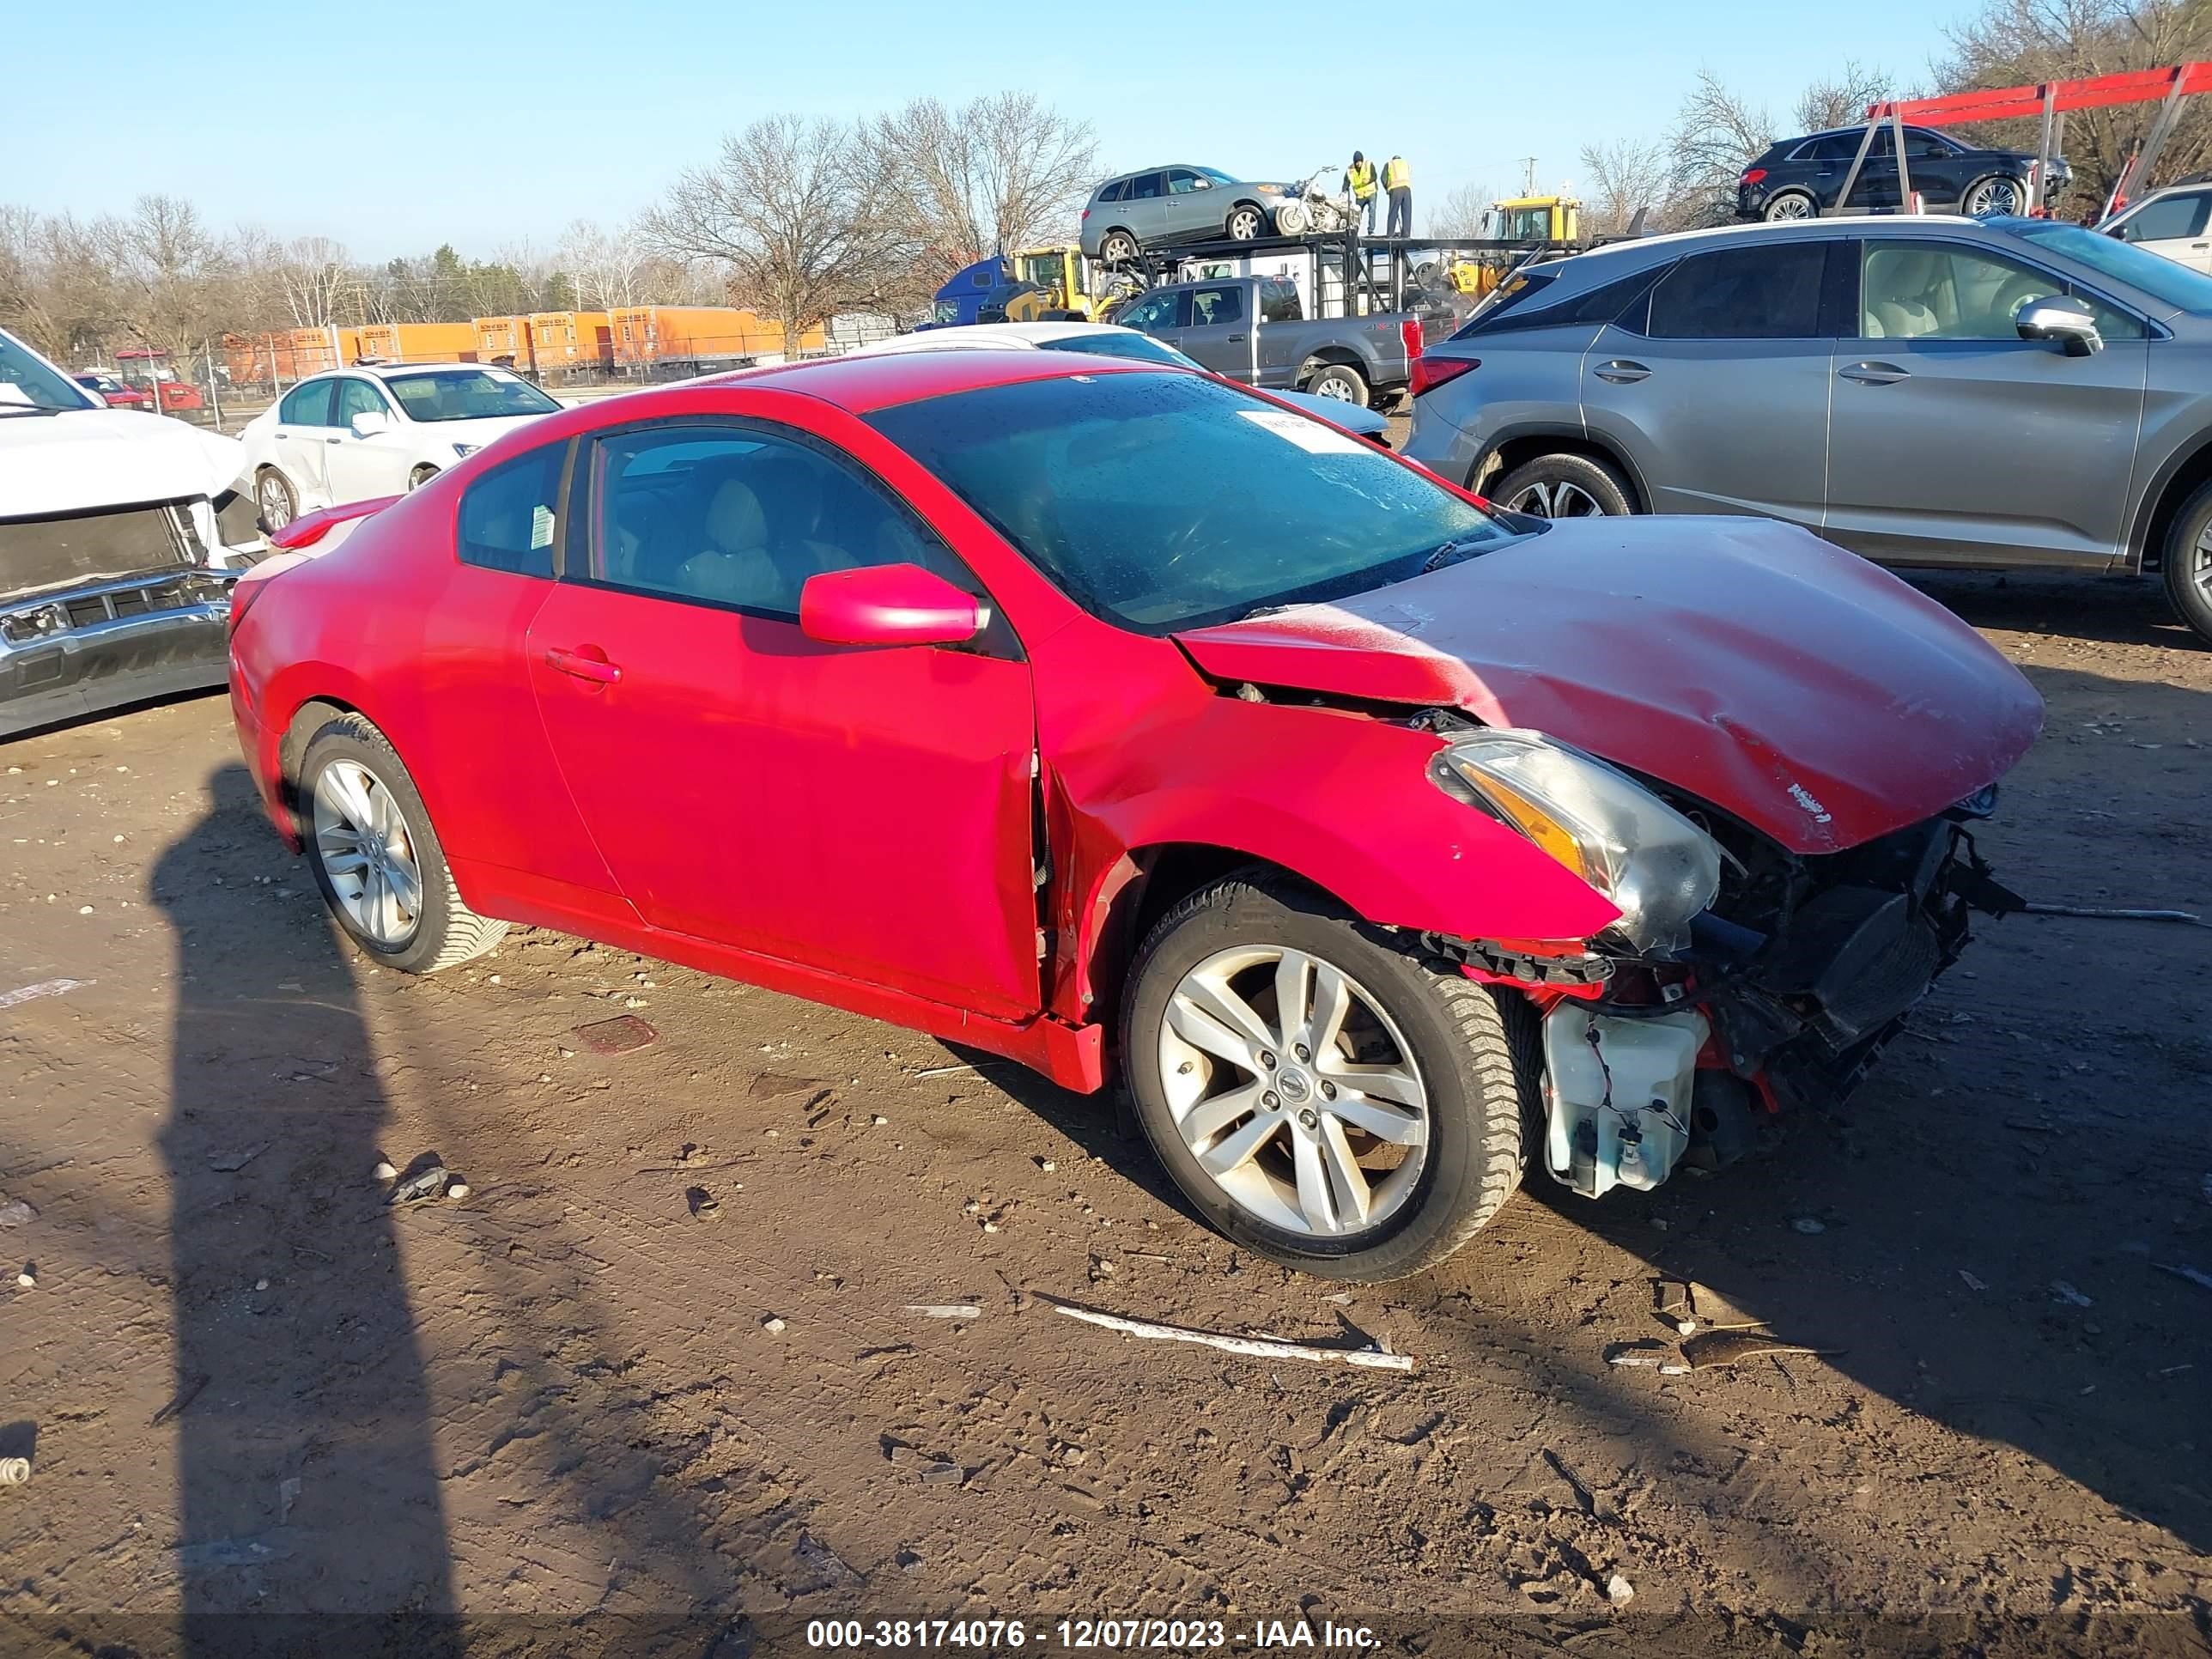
[805,1617,1382,1650]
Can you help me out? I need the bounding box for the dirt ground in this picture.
[1,572,2208,1659]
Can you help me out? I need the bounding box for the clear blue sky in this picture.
[12,0,1963,256]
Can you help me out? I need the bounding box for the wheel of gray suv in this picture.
[256,467,297,531]
[2160,477,2212,644]
[1963,174,2026,216]
[1120,874,1537,1281]
[1304,362,1370,406]
[1098,230,1139,265]
[1763,190,1817,222]
[1492,452,1632,520]
[299,714,507,974]
[407,464,440,490]
[1226,204,1266,241]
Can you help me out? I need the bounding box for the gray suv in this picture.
[1079,166,1297,264]
[1401,216,2212,641]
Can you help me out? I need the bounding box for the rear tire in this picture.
[2160,478,2212,644]
[298,714,507,974]
[1098,230,1139,265]
[256,467,297,532]
[1762,190,1817,222]
[1120,875,1535,1281]
[1492,452,1633,519]
[1304,362,1370,407]
[1962,173,2026,216]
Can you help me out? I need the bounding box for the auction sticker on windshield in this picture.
[1237,407,1367,455]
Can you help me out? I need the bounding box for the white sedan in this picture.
[238,362,563,529]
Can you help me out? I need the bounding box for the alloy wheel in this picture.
[1230,209,1262,240]
[1765,194,1814,221]
[312,759,424,948]
[1157,945,1430,1237]
[257,474,294,528]
[1967,178,2023,216]
[1312,375,1355,401]
[2194,521,2212,599]
[1506,478,1606,518]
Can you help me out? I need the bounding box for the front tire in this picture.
[1304,362,1370,407]
[1962,173,2026,216]
[407,464,441,490]
[256,467,297,532]
[2160,478,2212,644]
[1492,452,1633,519]
[299,714,507,974]
[1121,876,1535,1281]
[1226,204,1266,241]
[1762,189,1817,222]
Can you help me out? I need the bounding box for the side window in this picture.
[1127,172,1166,200]
[1189,285,1244,327]
[1166,167,1205,194]
[1117,289,1187,332]
[1647,242,1826,338]
[1260,280,1303,322]
[1904,130,1954,158]
[587,424,969,617]
[278,380,335,426]
[1097,179,1127,204]
[331,378,390,427]
[1861,240,2072,340]
[1795,135,1856,162]
[457,442,565,577]
[2117,191,2209,243]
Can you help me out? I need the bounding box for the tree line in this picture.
[0,90,1097,371]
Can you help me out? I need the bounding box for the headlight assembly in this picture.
[1431,728,1723,953]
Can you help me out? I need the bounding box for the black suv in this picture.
[1737,126,2068,222]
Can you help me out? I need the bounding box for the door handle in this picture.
[1838,362,1911,385]
[544,646,622,684]
[325,436,342,444]
[1593,360,1650,383]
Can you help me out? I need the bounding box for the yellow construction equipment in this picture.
[1491,195,1582,244]
[1008,244,1107,319]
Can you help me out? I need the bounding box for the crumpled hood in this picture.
[1172,517,2044,854]
[0,409,247,519]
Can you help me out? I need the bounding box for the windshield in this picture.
[866,370,1509,632]
[2018,220,2212,314]
[384,368,561,423]
[1197,167,1236,185]
[1040,331,1200,370]
[0,332,96,413]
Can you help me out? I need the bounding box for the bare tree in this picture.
[865,92,1097,289]
[1668,69,1778,227]
[265,235,354,328]
[1577,139,1672,236]
[646,113,905,352]
[0,206,120,359]
[1941,0,2212,211]
[1429,181,1498,239]
[96,194,237,360]
[1796,58,1891,132]
[558,217,658,311]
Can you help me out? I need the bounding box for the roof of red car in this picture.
[687,347,1157,414]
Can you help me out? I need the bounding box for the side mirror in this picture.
[2016,294,2103,357]
[349,410,391,438]
[799,562,983,647]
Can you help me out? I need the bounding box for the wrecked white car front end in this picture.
[2,331,262,736]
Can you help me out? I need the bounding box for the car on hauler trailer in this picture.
[226,349,2040,1281]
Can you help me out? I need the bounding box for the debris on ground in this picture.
[2022,901,2207,927]
[206,1143,269,1173]
[1960,1270,1988,1291]
[1680,1329,1839,1370]
[15,1267,33,1289]
[1607,1345,1689,1375]
[1606,1572,1635,1606]
[686,1187,720,1219]
[370,1159,398,1182]
[149,1372,210,1427]
[2153,1261,2212,1295]
[1045,1296,1415,1372]
[746,1071,821,1100]
[1791,1217,1826,1235]
[0,978,87,1011]
[0,1457,30,1486]
[903,1304,981,1320]
[277,1476,301,1524]
[761,1315,787,1334]
[386,1164,454,1204]
[572,1014,658,1055]
[2051,1280,2094,1307]
[0,1200,32,1229]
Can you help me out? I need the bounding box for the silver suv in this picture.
[1401,216,2212,641]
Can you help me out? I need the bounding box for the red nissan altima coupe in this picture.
[228,350,2042,1280]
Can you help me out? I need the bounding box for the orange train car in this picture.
[526,310,613,369]
[609,304,799,368]
[356,321,478,363]
[474,314,533,370]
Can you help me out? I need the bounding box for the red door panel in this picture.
[524,583,1040,1019]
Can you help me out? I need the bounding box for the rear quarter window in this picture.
[457,442,566,577]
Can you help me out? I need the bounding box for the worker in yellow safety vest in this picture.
[1342,151,1378,234]
[1383,155,1413,238]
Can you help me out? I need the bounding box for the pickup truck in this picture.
[1107,274,1444,410]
